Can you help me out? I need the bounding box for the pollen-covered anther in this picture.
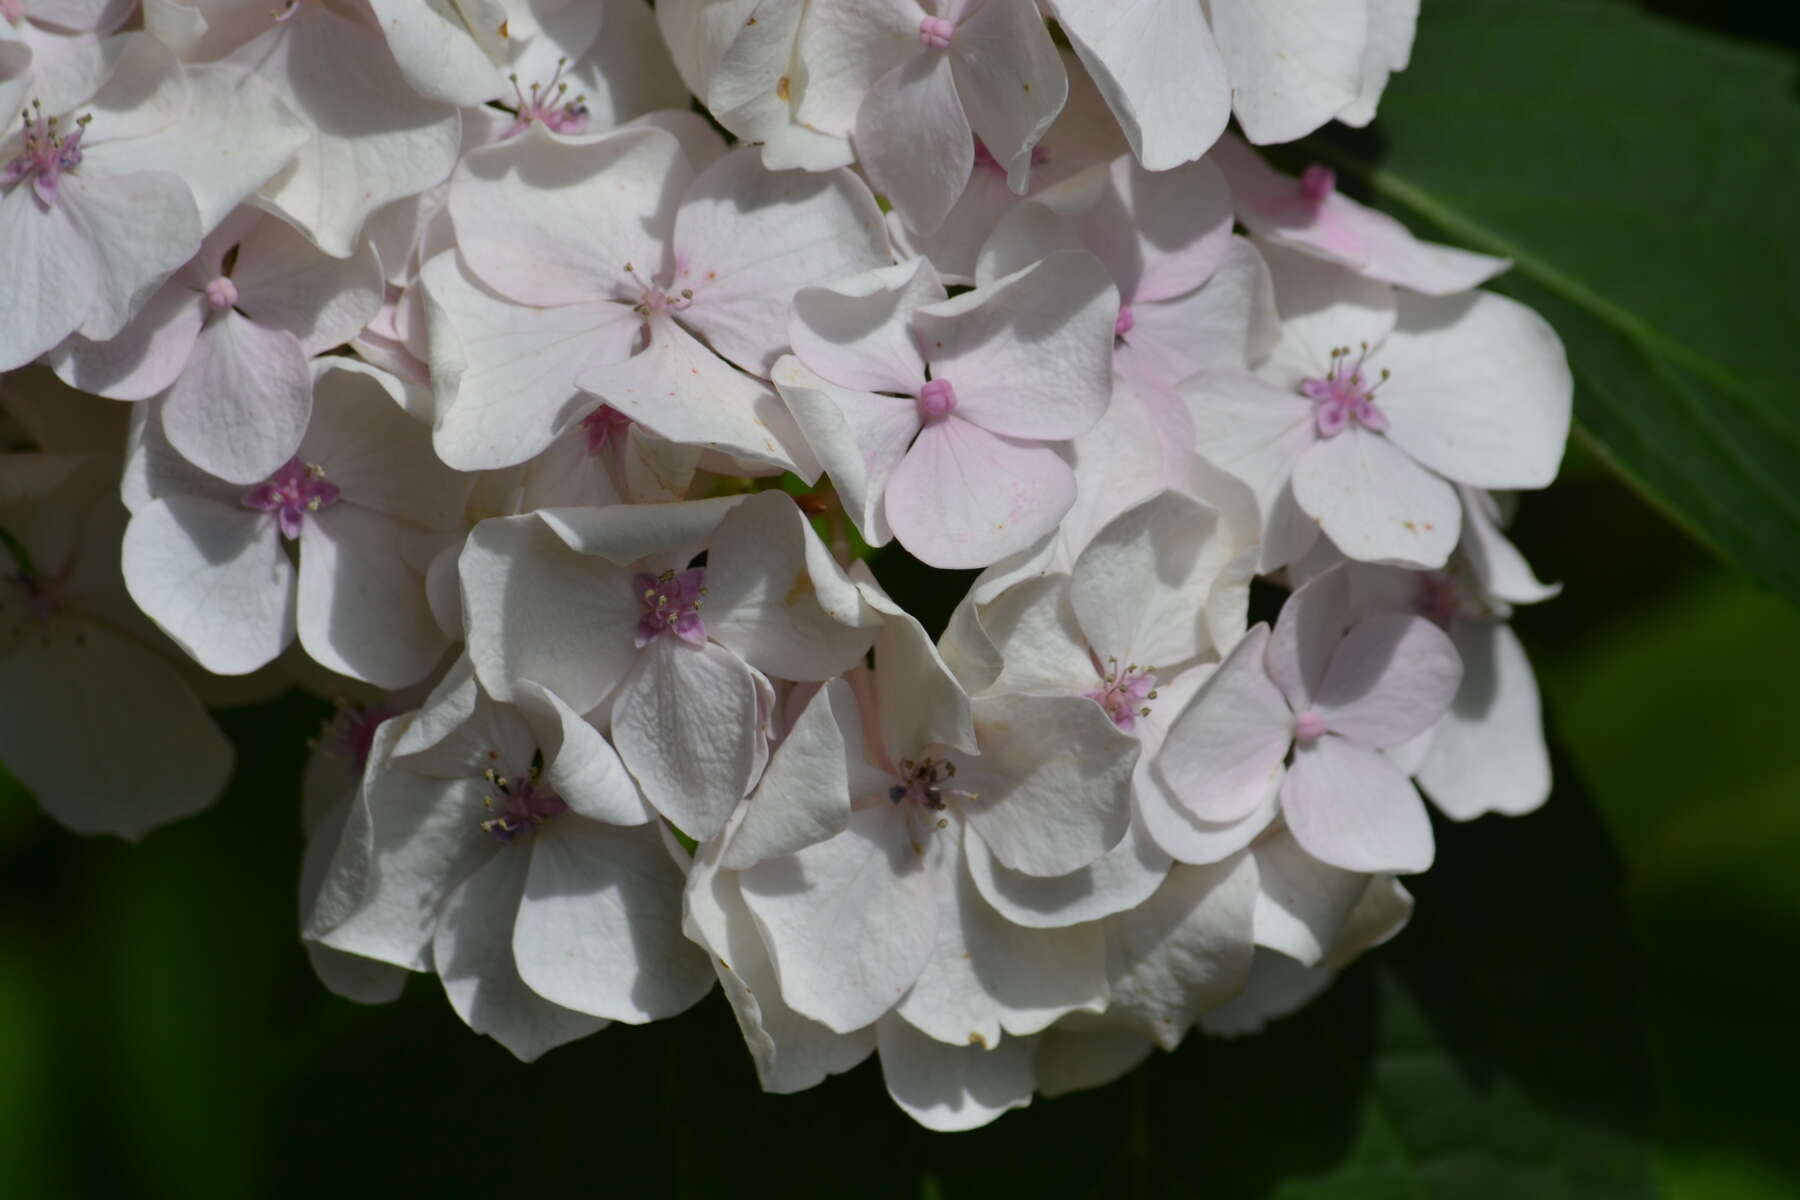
[480,763,569,843]
[623,262,695,318]
[241,456,341,540]
[501,58,591,138]
[1087,656,1159,733]
[634,567,707,647]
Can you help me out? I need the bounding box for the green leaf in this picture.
[1308,0,1800,604]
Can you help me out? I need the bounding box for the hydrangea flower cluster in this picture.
[0,0,1572,1130]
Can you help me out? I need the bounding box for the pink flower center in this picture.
[3,102,89,208]
[623,261,692,320]
[1086,658,1157,733]
[1299,164,1336,206]
[501,59,590,139]
[242,456,341,540]
[481,764,568,843]
[1300,343,1390,438]
[1293,709,1328,744]
[634,567,707,647]
[918,16,955,50]
[581,405,632,454]
[917,377,957,422]
[204,276,239,313]
[1113,304,1135,338]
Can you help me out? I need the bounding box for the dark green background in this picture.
[4,1,1797,1196]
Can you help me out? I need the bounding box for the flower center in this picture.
[242,456,341,540]
[917,377,957,422]
[501,58,590,139]
[634,567,707,647]
[918,16,955,49]
[1299,343,1390,438]
[1299,164,1336,207]
[622,261,692,319]
[1113,304,1135,338]
[4,101,90,207]
[581,405,632,454]
[480,764,567,843]
[1293,709,1327,744]
[204,276,239,313]
[1086,657,1158,733]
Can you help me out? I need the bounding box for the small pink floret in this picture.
[501,59,590,139]
[634,567,707,648]
[1087,669,1157,734]
[1113,305,1135,338]
[482,772,568,843]
[204,277,239,313]
[5,104,87,208]
[242,456,341,540]
[918,16,955,50]
[1300,345,1390,438]
[1293,710,1327,744]
[917,378,957,422]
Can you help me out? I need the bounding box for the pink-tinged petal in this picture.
[226,5,461,258]
[1291,425,1461,568]
[421,251,641,471]
[773,356,919,548]
[855,49,973,237]
[1266,567,1353,713]
[121,495,293,676]
[57,170,201,346]
[963,815,1170,929]
[433,848,609,1062]
[1154,625,1292,823]
[703,489,877,683]
[884,417,1075,570]
[1210,0,1365,145]
[1377,290,1574,490]
[739,803,945,1034]
[459,513,643,711]
[580,314,816,476]
[1314,612,1461,748]
[958,692,1137,878]
[875,1013,1035,1133]
[1086,156,1233,305]
[45,275,205,400]
[227,214,384,356]
[946,0,1066,194]
[1281,734,1434,874]
[0,615,231,840]
[913,250,1117,441]
[1250,830,1371,967]
[1116,237,1277,392]
[296,504,449,689]
[1417,620,1550,819]
[163,312,312,485]
[671,147,889,376]
[1045,0,1228,171]
[514,819,714,1021]
[789,258,942,395]
[611,636,759,842]
[451,123,688,307]
[1101,852,1257,1048]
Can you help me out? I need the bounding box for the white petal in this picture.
[947,0,1067,192]
[229,213,384,355]
[722,678,861,869]
[44,277,202,400]
[1416,620,1550,819]
[1212,0,1366,145]
[512,679,653,826]
[854,49,972,236]
[883,416,1075,570]
[1292,427,1460,569]
[1314,612,1461,748]
[60,168,201,343]
[1266,566,1352,712]
[876,1014,1035,1132]
[1071,490,1224,670]
[1154,625,1292,822]
[162,312,311,484]
[1251,829,1369,967]
[964,814,1170,928]
[1282,734,1434,874]
[296,504,449,689]
[773,355,916,547]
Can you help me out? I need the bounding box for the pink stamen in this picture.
[1293,710,1327,744]
[622,261,692,321]
[634,567,707,648]
[480,767,568,843]
[1086,658,1157,733]
[1113,305,1135,338]
[918,16,954,50]
[204,276,239,313]
[1299,164,1336,206]
[917,378,957,422]
[500,58,590,139]
[242,456,341,540]
[1299,343,1390,438]
[581,405,632,454]
[4,102,89,208]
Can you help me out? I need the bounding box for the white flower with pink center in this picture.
[1155,566,1462,875]
[424,127,887,473]
[459,490,882,841]
[774,250,1118,568]
[310,659,713,1062]
[120,359,472,686]
[1186,243,1573,571]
